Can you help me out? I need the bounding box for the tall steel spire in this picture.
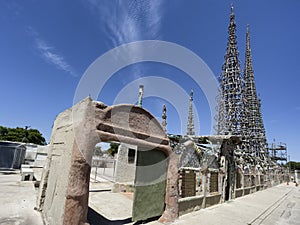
[243,25,258,155]
[217,4,243,135]
[187,89,195,136]
[242,25,268,158]
[256,97,268,157]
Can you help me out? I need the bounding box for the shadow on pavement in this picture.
[87,207,160,225]
[87,207,132,225]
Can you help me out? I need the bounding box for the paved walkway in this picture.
[169,183,300,225]
[0,170,43,225]
[87,181,300,225]
[1,170,299,225]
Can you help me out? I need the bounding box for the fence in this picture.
[0,141,26,169]
[178,166,290,216]
[91,157,116,182]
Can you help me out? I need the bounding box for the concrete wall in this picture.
[235,189,243,198]
[37,97,99,225]
[40,106,75,224]
[179,196,204,216]
[24,143,39,164]
[37,107,73,224]
[177,168,289,216]
[205,194,222,208]
[115,143,137,183]
[34,145,49,167]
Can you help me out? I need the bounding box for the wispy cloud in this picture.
[84,0,164,80]
[1,1,23,17]
[27,27,77,77]
[85,0,164,46]
[270,119,278,124]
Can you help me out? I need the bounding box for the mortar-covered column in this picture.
[159,152,179,223]
[39,97,100,225]
[201,168,208,208]
[63,97,99,225]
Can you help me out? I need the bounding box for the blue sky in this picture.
[0,1,299,161]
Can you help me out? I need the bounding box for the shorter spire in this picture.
[161,104,167,133]
[246,24,250,46]
[137,85,144,107]
[187,89,195,136]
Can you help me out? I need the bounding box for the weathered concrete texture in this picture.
[63,142,91,225]
[205,194,222,208]
[38,106,74,224]
[95,104,169,152]
[34,145,49,167]
[39,97,179,224]
[115,143,137,183]
[38,97,99,225]
[159,153,179,223]
[36,145,52,211]
[178,196,204,216]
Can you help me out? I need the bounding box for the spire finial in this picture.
[229,4,236,26]
[190,89,194,101]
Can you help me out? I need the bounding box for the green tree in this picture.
[94,145,103,156]
[107,142,119,157]
[286,161,300,171]
[0,126,46,145]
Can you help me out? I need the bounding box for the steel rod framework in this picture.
[216,5,270,165]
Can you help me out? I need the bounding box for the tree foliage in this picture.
[94,145,103,156]
[286,161,300,171]
[0,126,46,145]
[107,142,119,157]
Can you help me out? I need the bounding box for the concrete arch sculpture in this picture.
[37,97,178,225]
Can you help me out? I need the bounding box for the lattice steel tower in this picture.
[187,89,195,136]
[256,97,268,157]
[217,5,243,136]
[242,25,258,155]
[242,25,268,158]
